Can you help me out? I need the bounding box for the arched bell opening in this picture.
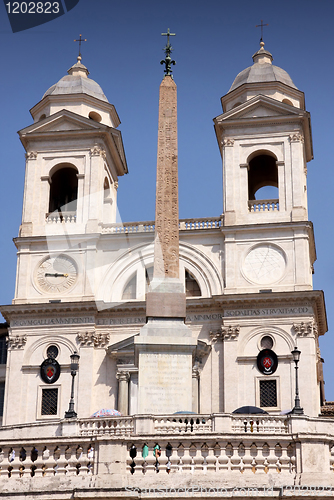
[248,153,278,202]
[49,165,78,214]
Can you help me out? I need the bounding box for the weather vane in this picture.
[161,28,176,77]
[74,34,87,58]
[255,20,268,43]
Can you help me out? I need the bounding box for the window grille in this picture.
[0,337,7,365]
[260,335,274,350]
[260,379,277,407]
[41,388,58,415]
[47,345,59,359]
[0,382,5,417]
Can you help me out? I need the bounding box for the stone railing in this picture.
[231,415,289,434]
[101,217,221,234]
[0,440,94,478]
[154,416,212,434]
[45,212,77,223]
[79,416,134,436]
[125,438,296,475]
[248,199,279,212]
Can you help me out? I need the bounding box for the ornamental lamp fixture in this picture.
[70,351,80,371]
[65,351,80,419]
[291,346,301,363]
[290,346,304,415]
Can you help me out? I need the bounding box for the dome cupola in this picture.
[221,42,305,112]
[30,56,120,128]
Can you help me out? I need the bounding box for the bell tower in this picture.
[14,56,127,304]
[214,42,314,295]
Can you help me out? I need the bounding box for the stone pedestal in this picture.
[135,319,196,414]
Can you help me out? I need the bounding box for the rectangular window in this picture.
[41,388,58,415]
[0,337,7,365]
[260,379,277,407]
[0,382,5,417]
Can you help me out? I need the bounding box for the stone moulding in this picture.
[77,331,110,347]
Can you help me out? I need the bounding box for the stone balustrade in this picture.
[248,199,279,212]
[0,414,334,490]
[45,212,77,223]
[79,416,134,436]
[231,415,289,434]
[101,217,221,234]
[125,438,296,476]
[0,440,94,478]
[154,416,212,434]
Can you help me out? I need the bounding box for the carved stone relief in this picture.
[77,332,110,347]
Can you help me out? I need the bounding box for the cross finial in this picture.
[74,34,87,59]
[160,28,176,77]
[255,20,268,43]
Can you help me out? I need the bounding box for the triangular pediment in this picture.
[19,109,108,136]
[216,95,305,123]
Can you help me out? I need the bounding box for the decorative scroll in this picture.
[77,332,110,347]
[289,133,304,143]
[25,151,37,160]
[116,371,130,382]
[222,138,235,147]
[210,325,240,342]
[292,321,317,337]
[90,146,106,159]
[7,335,27,349]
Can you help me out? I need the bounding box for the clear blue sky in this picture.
[1,0,334,399]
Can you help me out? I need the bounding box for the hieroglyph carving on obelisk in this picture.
[153,75,180,279]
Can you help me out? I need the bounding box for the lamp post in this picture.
[65,351,80,419]
[290,346,304,415]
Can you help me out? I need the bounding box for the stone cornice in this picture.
[1,291,326,337]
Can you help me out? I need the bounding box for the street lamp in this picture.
[290,346,304,415]
[64,351,80,419]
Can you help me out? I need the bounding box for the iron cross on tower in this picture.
[161,28,176,77]
[74,34,87,57]
[255,20,268,43]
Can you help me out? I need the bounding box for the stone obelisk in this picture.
[135,30,196,415]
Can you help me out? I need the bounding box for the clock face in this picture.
[35,254,78,294]
[242,244,286,285]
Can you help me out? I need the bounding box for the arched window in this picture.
[145,266,154,293]
[185,270,201,297]
[122,274,137,300]
[49,165,78,214]
[282,98,293,106]
[248,153,278,201]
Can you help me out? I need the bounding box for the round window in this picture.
[260,336,274,350]
[47,345,59,359]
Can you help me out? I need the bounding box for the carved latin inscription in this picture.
[153,76,180,279]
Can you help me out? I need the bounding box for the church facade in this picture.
[0,41,333,498]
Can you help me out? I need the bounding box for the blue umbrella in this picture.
[90,408,122,417]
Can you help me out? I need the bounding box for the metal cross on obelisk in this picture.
[255,20,268,43]
[74,34,87,57]
[160,28,176,76]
